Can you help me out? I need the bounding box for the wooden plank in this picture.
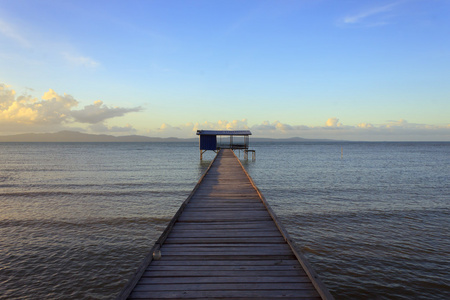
[142,269,307,278]
[170,229,278,234]
[174,220,275,224]
[133,282,316,291]
[129,290,321,299]
[194,189,257,193]
[149,259,301,266]
[167,231,282,238]
[189,197,262,201]
[142,265,303,271]
[155,254,296,261]
[170,227,281,233]
[164,236,286,244]
[183,207,268,211]
[171,222,276,229]
[161,244,292,250]
[187,200,262,204]
[184,206,267,211]
[170,234,286,241]
[137,276,310,284]
[160,247,292,253]
[159,249,294,256]
[177,216,273,222]
[177,212,271,217]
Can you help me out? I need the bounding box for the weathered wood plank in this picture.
[149,259,301,266]
[164,236,286,244]
[142,269,308,278]
[177,212,271,217]
[143,265,303,272]
[159,249,294,256]
[170,227,281,234]
[133,282,316,291]
[171,222,276,230]
[167,231,282,238]
[155,254,296,261]
[170,229,278,235]
[182,207,268,211]
[161,244,292,251]
[177,216,273,222]
[129,290,321,299]
[137,276,310,284]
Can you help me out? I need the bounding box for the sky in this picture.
[0,0,449,141]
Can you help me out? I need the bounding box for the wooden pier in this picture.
[117,149,333,299]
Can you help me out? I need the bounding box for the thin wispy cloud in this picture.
[0,16,99,69]
[62,52,100,68]
[342,2,402,26]
[0,18,30,47]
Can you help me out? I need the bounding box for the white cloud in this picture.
[0,84,78,125]
[71,100,142,124]
[252,120,309,133]
[325,117,342,128]
[383,119,411,128]
[194,119,250,131]
[0,83,142,133]
[357,122,374,129]
[158,123,182,131]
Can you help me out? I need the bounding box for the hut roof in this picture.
[196,130,252,136]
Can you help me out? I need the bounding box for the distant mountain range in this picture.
[0,131,336,143]
[0,131,187,142]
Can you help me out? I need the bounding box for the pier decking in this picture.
[118,149,333,299]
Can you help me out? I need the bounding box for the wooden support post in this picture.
[244,150,255,161]
[200,150,207,160]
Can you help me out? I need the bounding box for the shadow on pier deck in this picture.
[117,149,333,299]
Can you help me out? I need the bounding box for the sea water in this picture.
[0,142,448,299]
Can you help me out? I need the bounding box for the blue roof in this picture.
[196,130,252,136]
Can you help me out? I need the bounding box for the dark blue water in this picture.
[0,142,448,299]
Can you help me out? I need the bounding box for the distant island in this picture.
[0,131,335,143]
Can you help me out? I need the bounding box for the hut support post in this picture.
[200,150,207,160]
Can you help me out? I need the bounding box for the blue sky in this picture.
[0,0,449,140]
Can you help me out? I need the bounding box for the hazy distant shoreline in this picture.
[0,131,336,143]
[1,131,447,143]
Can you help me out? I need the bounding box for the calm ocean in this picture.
[0,142,449,299]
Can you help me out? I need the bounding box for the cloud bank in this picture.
[0,83,141,134]
[151,118,450,141]
[2,83,448,141]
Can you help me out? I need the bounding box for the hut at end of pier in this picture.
[196,130,255,160]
